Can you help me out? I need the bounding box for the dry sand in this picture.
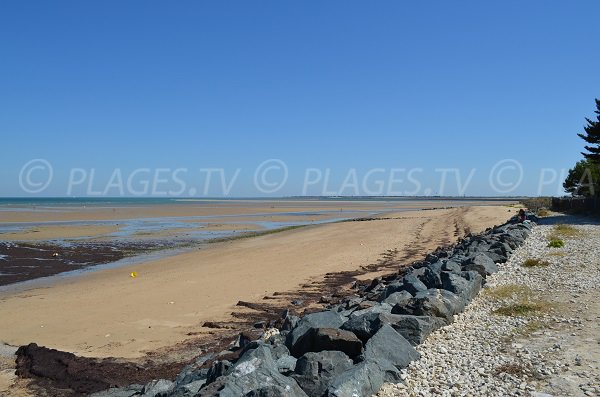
[0,205,515,361]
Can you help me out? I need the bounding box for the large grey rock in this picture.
[382,291,412,307]
[285,311,346,357]
[342,312,392,343]
[216,345,308,396]
[441,271,482,302]
[291,351,353,396]
[327,359,401,397]
[141,379,174,397]
[173,354,212,387]
[90,385,144,397]
[417,262,443,289]
[276,355,297,375]
[362,324,420,369]
[442,260,462,274]
[389,315,445,346]
[205,360,232,384]
[392,289,465,322]
[378,282,405,300]
[463,253,499,277]
[349,302,393,318]
[289,328,363,359]
[169,380,207,397]
[400,274,428,295]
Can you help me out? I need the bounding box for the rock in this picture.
[173,354,213,387]
[285,311,346,357]
[350,303,393,318]
[392,289,465,322]
[382,291,413,308]
[417,263,443,289]
[291,351,353,396]
[390,315,445,346]
[169,380,207,397]
[275,355,297,375]
[441,271,482,302]
[362,324,420,369]
[378,282,406,300]
[442,260,462,273]
[141,379,174,397]
[90,385,144,397]
[327,359,401,397]
[216,345,307,396]
[463,253,499,277]
[341,312,393,343]
[205,360,232,385]
[400,274,428,295]
[289,328,363,359]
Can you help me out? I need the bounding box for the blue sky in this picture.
[1,1,599,197]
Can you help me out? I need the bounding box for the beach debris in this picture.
[168,301,175,305]
[52,252,59,257]
[261,328,280,342]
[130,271,137,278]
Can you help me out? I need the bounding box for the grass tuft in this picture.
[537,208,550,217]
[522,258,550,268]
[547,238,565,248]
[485,284,532,300]
[493,302,547,316]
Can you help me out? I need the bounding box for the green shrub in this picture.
[548,239,565,248]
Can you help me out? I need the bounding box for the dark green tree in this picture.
[563,159,600,197]
[578,98,600,162]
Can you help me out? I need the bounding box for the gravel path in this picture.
[378,217,600,397]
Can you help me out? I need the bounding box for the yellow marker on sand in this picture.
[130,272,138,278]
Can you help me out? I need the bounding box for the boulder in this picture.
[205,360,232,385]
[90,385,144,397]
[378,282,405,300]
[440,271,482,302]
[417,266,442,289]
[400,274,428,295]
[169,380,207,397]
[173,354,213,387]
[285,311,346,357]
[389,315,445,346]
[141,379,174,397]
[216,345,308,396]
[362,324,420,369]
[276,355,297,375]
[291,351,353,396]
[442,260,462,274]
[327,359,401,397]
[350,302,393,318]
[289,328,363,359]
[392,289,465,322]
[463,253,498,277]
[341,312,395,343]
[382,291,412,308]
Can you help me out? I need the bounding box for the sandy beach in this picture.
[0,204,515,362]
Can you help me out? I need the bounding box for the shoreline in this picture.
[0,205,516,362]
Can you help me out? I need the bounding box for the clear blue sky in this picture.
[1,1,599,197]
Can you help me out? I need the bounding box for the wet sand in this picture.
[0,205,516,360]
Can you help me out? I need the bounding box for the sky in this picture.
[1,1,599,197]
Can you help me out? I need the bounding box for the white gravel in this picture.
[377,219,600,397]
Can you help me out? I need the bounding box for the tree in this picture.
[563,159,600,197]
[578,98,600,162]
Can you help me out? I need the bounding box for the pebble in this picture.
[377,222,600,397]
